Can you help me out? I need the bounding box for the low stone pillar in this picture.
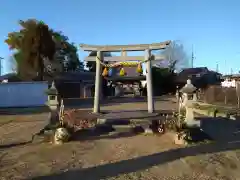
[175,86,179,101]
[182,92,188,107]
[193,92,198,101]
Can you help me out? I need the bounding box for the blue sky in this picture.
[0,0,240,75]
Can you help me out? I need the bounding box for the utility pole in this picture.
[0,57,3,76]
[224,60,227,75]
[216,62,219,73]
[191,45,195,68]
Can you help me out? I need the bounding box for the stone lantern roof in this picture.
[180,79,196,94]
[46,81,58,95]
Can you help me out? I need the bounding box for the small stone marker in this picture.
[143,127,154,134]
[53,127,70,145]
[173,132,188,145]
[97,118,107,124]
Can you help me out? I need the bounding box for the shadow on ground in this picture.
[0,141,31,150]
[70,126,144,142]
[29,116,240,180]
[197,116,240,142]
[30,141,240,180]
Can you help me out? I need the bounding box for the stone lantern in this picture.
[180,79,199,127]
[46,81,59,111]
[180,79,197,106]
[45,81,59,126]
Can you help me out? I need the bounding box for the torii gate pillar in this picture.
[93,51,102,113]
[145,49,154,113]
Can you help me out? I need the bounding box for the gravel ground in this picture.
[0,97,239,180]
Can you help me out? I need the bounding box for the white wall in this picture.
[0,82,48,108]
[221,79,236,88]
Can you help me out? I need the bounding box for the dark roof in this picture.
[55,71,95,82]
[209,70,222,76]
[56,67,142,83]
[0,71,96,83]
[179,67,209,75]
[176,67,222,86]
[177,67,209,80]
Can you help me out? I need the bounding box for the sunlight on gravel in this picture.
[0,99,240,180]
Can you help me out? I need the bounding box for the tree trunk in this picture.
[37,53,44,81]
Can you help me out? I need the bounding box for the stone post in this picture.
[83,85,88,98]
[93,51,103,113]
[193,93,198,101]
[115,84,122,97]
[145,49,154,113]
[176,86,179,101]
[185,100,195,127]
[182,93,188,107]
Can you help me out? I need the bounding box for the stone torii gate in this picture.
[80,41,171,113]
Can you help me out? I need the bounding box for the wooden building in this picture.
[176,67,222,89]
[54,71,95,98]
[104,65,145,96]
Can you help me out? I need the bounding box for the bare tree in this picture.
[156,40,190,72]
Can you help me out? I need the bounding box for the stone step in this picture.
[97,118,150,127]
[112,124,135,132]
[97,116,168,125]
[96,122,161,135]
[112,125,146,134]
[95,123,142,133]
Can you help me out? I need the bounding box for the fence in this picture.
[199,85,239,106]
[0,82,48,108]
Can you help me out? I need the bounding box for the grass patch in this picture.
[193,103,237,116]
[0,116,15,126]
[179,123,213,145]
